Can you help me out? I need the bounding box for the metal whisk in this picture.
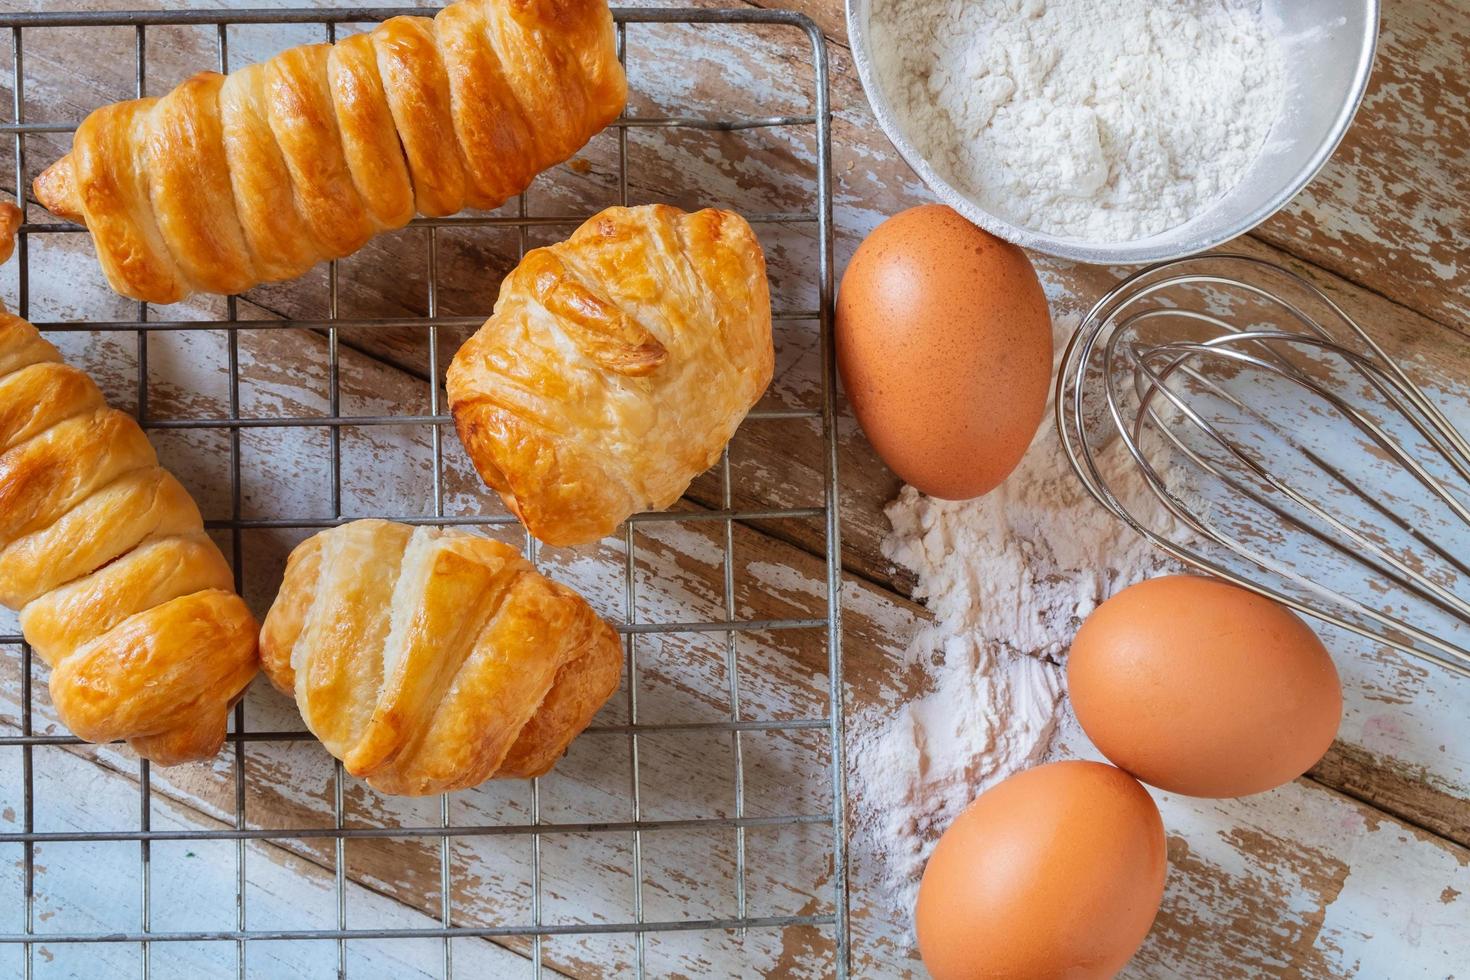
[1057,255,1470,676]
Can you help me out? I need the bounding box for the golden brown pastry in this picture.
[32,0,626,303]
[0,201,19,266]
[0,309,259,765]
[259,519,621,795]
[447,203,774,546]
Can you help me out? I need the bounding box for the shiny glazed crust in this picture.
[0,309,259,765]
[446,204,775,546]
[258,519,622,796]
[32,0,626,303]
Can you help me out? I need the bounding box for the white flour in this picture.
[870,0,1286,241]
[849,316,1176,913]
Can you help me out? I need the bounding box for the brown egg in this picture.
[836,205,1052,499]
[916,761,1167,980]
[1069,575,1342,798]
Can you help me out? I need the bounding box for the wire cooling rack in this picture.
[0,6,843,978]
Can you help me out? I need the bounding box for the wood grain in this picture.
[4,233,1465,977]
[0,1,1466,976]
[0,741,544,978]
[1251,0,1470,333]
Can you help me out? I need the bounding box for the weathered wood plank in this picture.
[1126,769,1470,979]
[1049,721,1470,980]
[0,738,546,977]
[1,2,1467,975]
[1249,0,1470,333]
[4,240,1466,977]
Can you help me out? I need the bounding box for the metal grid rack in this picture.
[0,6,845,977]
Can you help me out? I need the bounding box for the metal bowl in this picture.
[846,0,1380,264]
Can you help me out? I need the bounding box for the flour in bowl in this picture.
[870,0,1286,242]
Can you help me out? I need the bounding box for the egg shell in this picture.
[915,761,1167,980]
[1068,575,1343,798]
[836,205,1052,500]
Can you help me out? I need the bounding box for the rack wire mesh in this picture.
[0,6,845,977]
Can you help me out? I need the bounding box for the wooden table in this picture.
[0,1,1465,976]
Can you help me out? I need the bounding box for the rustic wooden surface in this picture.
[0,0,1467,977]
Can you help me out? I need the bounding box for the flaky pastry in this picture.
[33,0,626,303]
[259,519,621,795]
[447,204,774,546]
[0,309,259,764]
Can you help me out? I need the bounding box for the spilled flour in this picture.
[849,315,1175,913]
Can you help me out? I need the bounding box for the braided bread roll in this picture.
[32,0,626,304]
[259,519,621,796]
[0,310,259,765]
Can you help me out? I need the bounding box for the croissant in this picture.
[259,519,621,795]
[447,203,774,546]
[0,309,259,765]
[32,0,626,304]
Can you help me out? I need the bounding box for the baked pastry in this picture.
[0,200,19,266]
[32,0,626,303]
[259,519,621,795]
[0,309,259,765]
[447,203,774,546]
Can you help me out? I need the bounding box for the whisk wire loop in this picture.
[1058,255,1470,676]
[1132,341,1470,623]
